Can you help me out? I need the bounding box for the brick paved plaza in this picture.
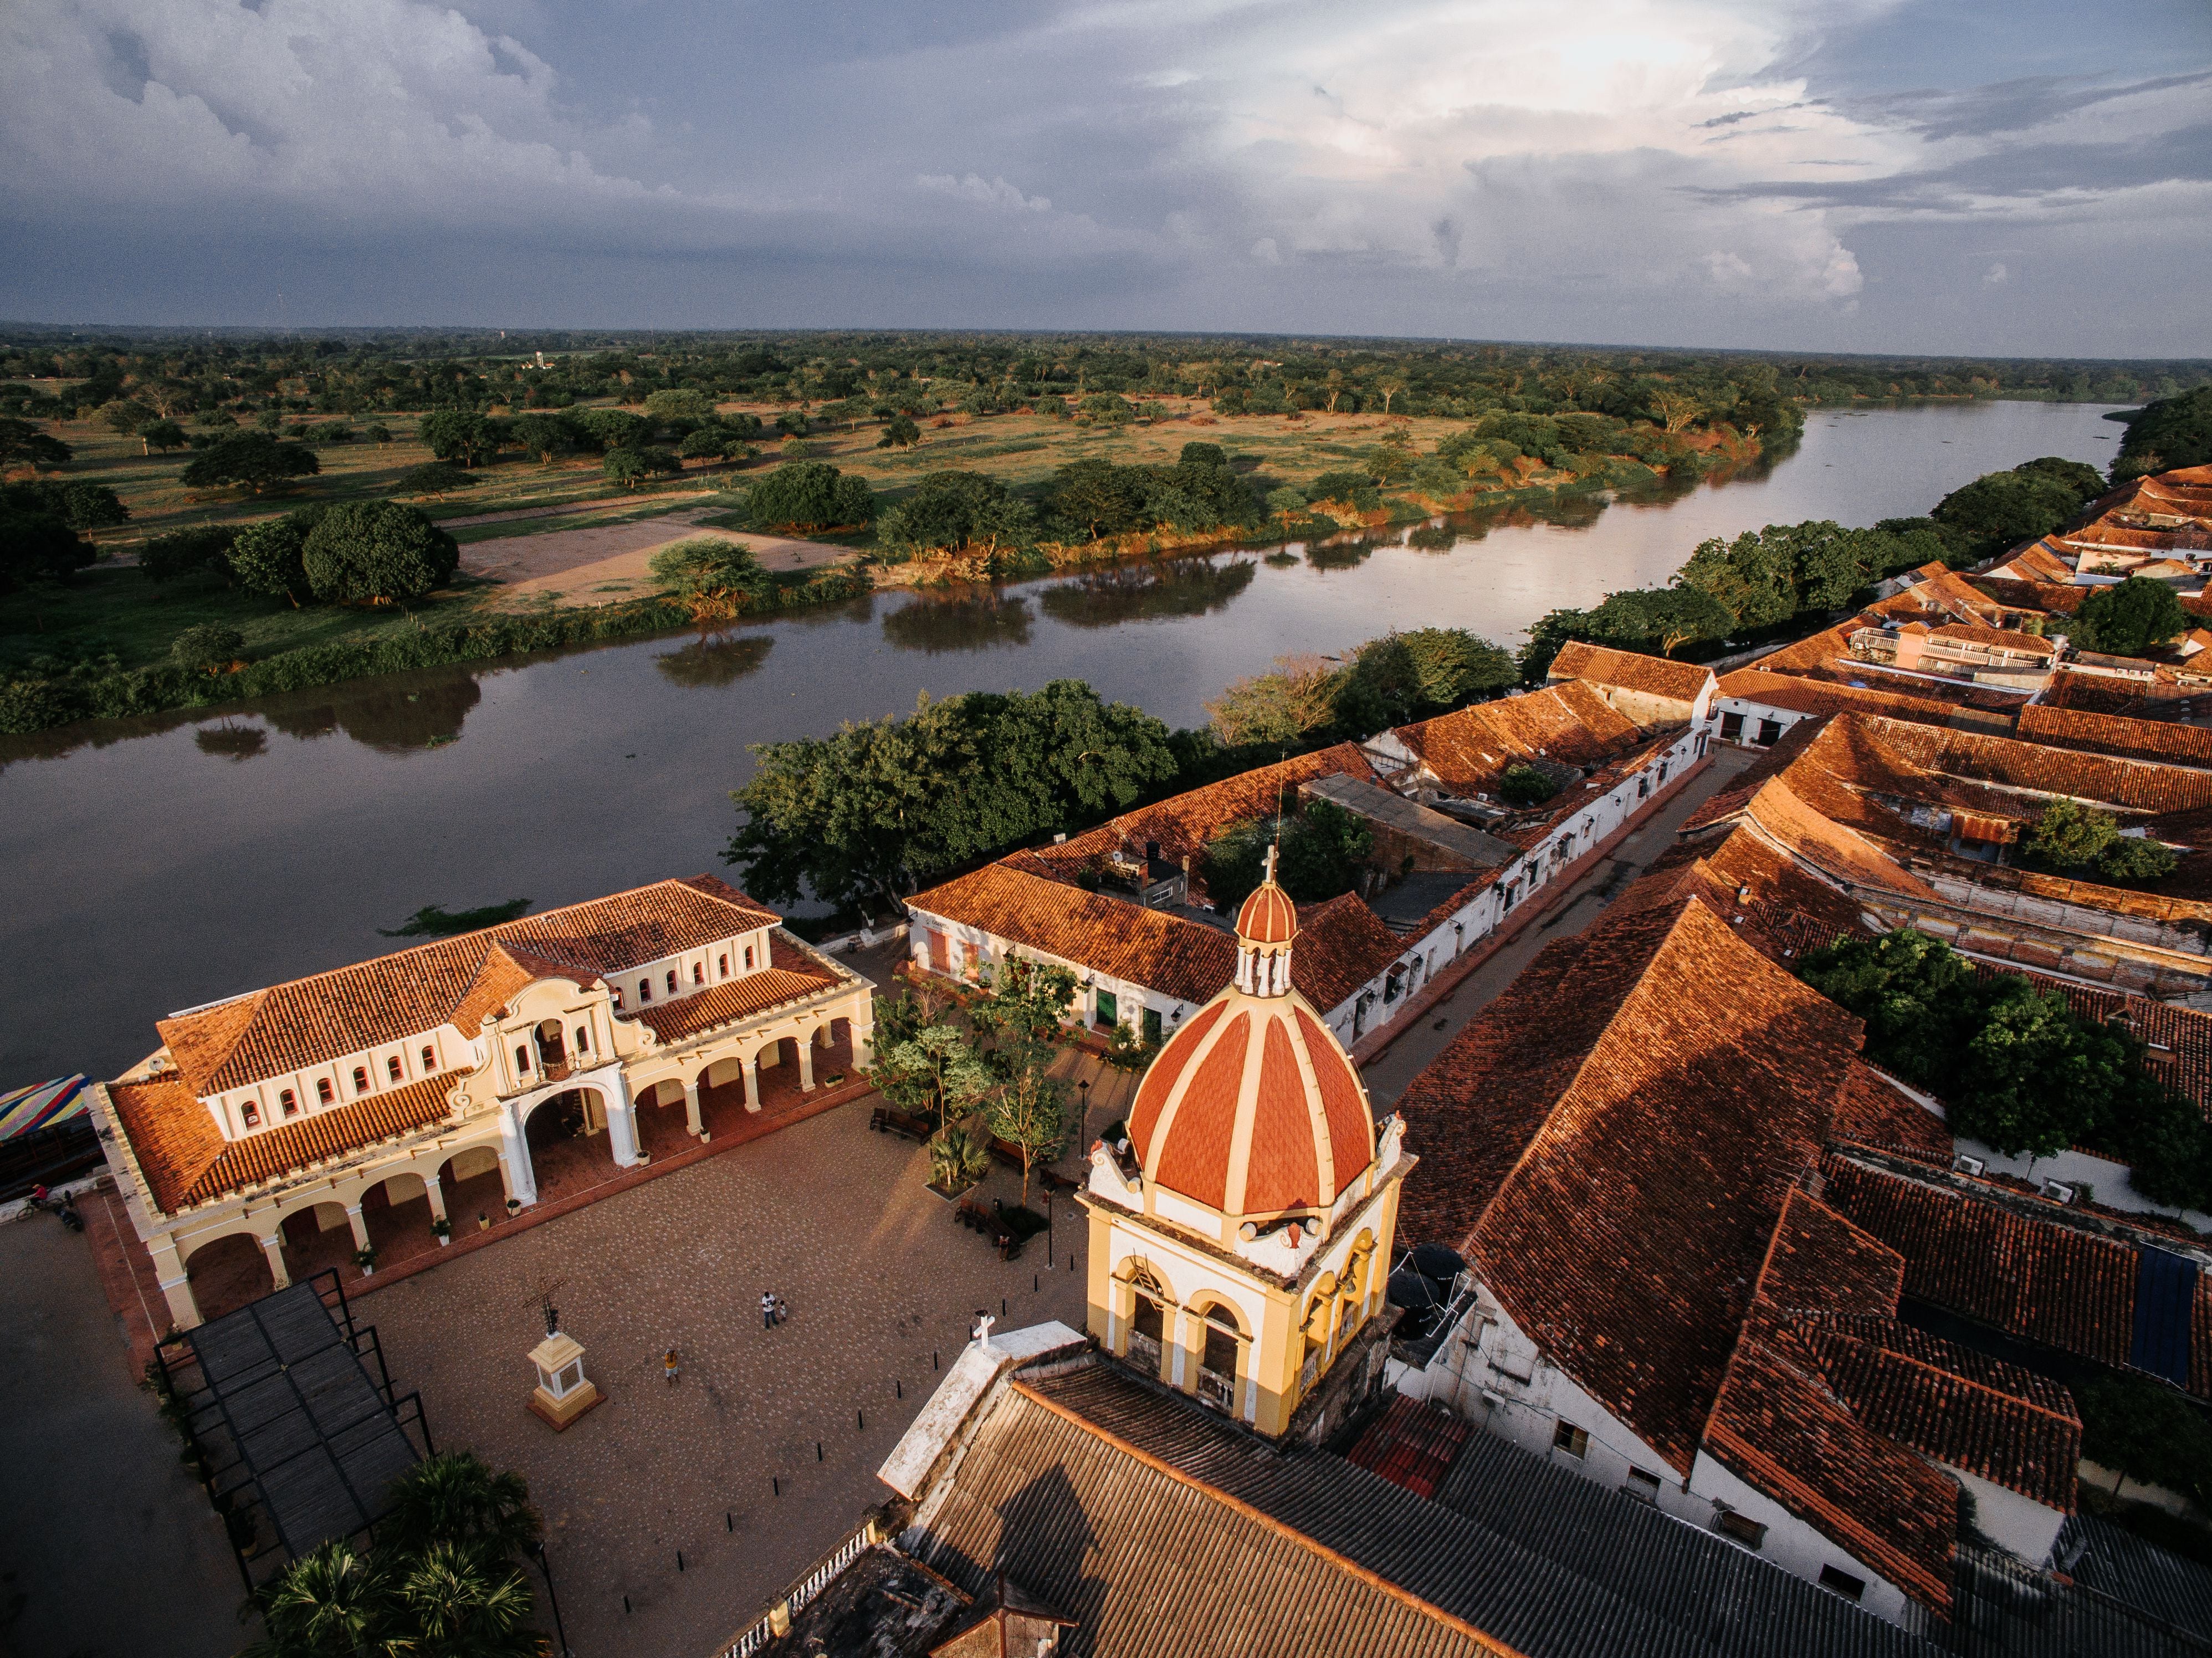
[355,1089,1097,1658]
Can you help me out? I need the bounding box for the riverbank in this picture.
[0,562,872,735]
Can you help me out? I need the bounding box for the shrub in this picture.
[178,432,320,493]
[927,1122,991,1190]
[398,461,478,496]
[301,502,459,605]
[648,537,774,620]
[140,524,238,583]
[171,624,244,673]
[603,446,682,489]
[0,503,95,590]
[745,460,876,532]
[228,509,323,603]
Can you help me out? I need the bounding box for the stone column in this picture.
[742,1052,762,1113]
[260,1232,291,1291]
[344,1204,370,1253]
[152,1235,200,1332]
[798,1032,816,1093]
[499,1103,538,1205]
[603,1071,645,1168]
[683,1077,704,1138]
[422,1173,448,1224]
[851,998,875,1069]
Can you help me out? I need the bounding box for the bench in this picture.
[868,1106,933,1143]
[955,1198,1023,1261]
[986,1137,1079,1193]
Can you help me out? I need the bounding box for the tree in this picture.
[1046,459,1148,540]
[301,501,459,604]
[2113,385,2212,481]
[1332,629,1515,732]
[364,423,393,446]
[1205,653,1340,747]
[180,433,320,494]
[1497,763,1558,806]
[1265,485,1307,529]
[877,413,921,449]
[726,682,1177,912]
[400,462,479,497]
[415,411,503,468]
[575,408,648,452]
[137,419,188,457]
[3,478,128,530]
[377,1449,540,1561]
[0,417,72,471]
[1306,470,1382,513]
[1931,460,2101,561]
[1205,800,1373,909]
[2075,1375,2212,1506]
[171,623,244,673]
[508,413,581,464]
[603,446,682,489]
[229,509,322,603]
[2076,576,2188,658]
[2023,797,2179,884]
[881,1024,992,1130]
[874,470,1035,559]
[98,398,153,434]
[0,503,93,590]
[140,524,238,583]
[971,958,1077,1204]
[677,429,733,462]
[1580,585,1733,657]
[648,536,773,620]
[743,460,875,531]
[644,387,714,425]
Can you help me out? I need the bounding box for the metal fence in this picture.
[713,1520,877,1658]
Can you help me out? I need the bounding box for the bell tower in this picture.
[1078,859,1414,1441]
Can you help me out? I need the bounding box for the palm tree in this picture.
[247,1541,397,1658]
[378,1452,540,1564]
[398,1542,545,1658]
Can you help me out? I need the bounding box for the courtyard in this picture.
[354,1088,1094,1657]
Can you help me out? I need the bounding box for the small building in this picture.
[1545,639,1717,727]
[1846,622,2056,688]
[92,877,873,1330]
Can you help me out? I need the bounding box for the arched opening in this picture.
[277,1200,359,1283]
[534,1019,567,1073]
[439,1146,505,1235]
[185,1231,275,1323]
[1119,1261,1171,1378]
[526,1089,589,1154]
[1194,1301,1246,1413]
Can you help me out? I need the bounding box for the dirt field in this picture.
[460,504,856,608]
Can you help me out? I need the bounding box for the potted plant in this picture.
[352,1244,380,1276]
[505,1196,521,1217]
[477,1211,491,1232]
[926,1122,992,1199]
[430,1215,453,1246]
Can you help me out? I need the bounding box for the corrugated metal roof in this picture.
[2061,1511,2212,1645]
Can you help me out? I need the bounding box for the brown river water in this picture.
[1,401,2127,1081]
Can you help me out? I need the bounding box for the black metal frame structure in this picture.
[153,1269,434,1594]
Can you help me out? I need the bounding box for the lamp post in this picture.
[1078,1078,1092,1152]
[529,1539,572,1658]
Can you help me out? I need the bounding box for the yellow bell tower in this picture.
[1077,850,1415,1441]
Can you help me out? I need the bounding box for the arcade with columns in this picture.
[1079,850,1416,1442]
[91,877,874,1331]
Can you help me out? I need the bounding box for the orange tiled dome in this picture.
[1126,994,1373,1217]
[1235,880,1299,945]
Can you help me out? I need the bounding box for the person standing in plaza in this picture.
[663,1347,681,1385]
[772,1292,788,1325]
[761,1290,776,1330]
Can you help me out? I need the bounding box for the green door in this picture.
[1095,989,1118,1027]
[1143,1008,1163,1045]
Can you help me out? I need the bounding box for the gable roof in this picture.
[1713,668,2007,731]
[155,877,781,1096]
[2015,704,2212,770]
[1396,894,1865,1475]
[1546,641,1714,709]
[1381,683,1642,792]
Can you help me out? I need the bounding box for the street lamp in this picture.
[529,1539,572,1658]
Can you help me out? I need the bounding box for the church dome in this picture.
[1126,858,1374,1219]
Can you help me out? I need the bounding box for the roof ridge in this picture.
[1801,1319,2080,1425]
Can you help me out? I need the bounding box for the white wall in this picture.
[1687,1450,1915,1625]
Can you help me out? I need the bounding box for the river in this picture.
[2,401,2126,1083]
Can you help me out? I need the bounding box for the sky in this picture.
[2,0,2208,355]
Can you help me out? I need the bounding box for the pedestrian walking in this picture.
[664,1347,681,1385]
[761,1290,776,1330]
[771,1293,789,1326]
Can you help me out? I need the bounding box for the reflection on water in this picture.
[654,632,776,688]
[264,673,485,754]
[1307,537,1377,571]
[1037,559,1256,628]
[1405,525,1456,551]
[193,722,268,763]
[881,592,1034,653]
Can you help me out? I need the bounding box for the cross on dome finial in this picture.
[1263,842,1279,884]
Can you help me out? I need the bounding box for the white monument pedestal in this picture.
[527,1331,602,1431]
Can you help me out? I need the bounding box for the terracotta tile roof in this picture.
[1396,895,1865,1475]
[1682,717,1833,831]
[1037,744,1376,879]
[908,861,1401,1015]
[1927,622,2059,657]
[2044,667,2159,713]
[1735,771,1939,899]
[1972,576,2085,617]
[1713,669,2003,731]
[1832,1064,1953,1166]
[2015,704,2212,769]
[1991,543,2076,585]
[156,877,781,1097]
[1344,1396,1474,1500]
[1703,1189,1959,1613]
[1383,682,1642,792]
[1545,641,1714,709]
[1796,1316,2081,1509]
[1817,1156,2137,1367]
[109,1071,454,1213]
[632,934,840,1045]
[1871,719,2212,814]
[1862,567,2010,627]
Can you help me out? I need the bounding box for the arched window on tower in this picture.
[1122,1262,1170,1376]
[1197,1304,1245,1413]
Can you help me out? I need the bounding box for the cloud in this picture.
[916,173,1052,212]
[1985,262,2009,284]
[1250,237,1281,264]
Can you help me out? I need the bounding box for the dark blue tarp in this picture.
[2132,1246,2196,1386]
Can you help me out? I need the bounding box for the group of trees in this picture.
[145,501,459,607]
[2112,384,2212,481]
[874,963,1079,1204]
[2074,576,2190,657]
[0,477,129,590]
[1203,799,1375,909]
[245,1451,546,1658]
[1800,928,2212,1210]
[739,460,877,533]
[2020,797,2179,883]
[647,536,775,621]
[726,680,1181,914]
[417,397,765,492]
[1206,627,1517,748]
[1927,455,2106,564]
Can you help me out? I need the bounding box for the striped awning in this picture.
[0,1076,90,1140]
